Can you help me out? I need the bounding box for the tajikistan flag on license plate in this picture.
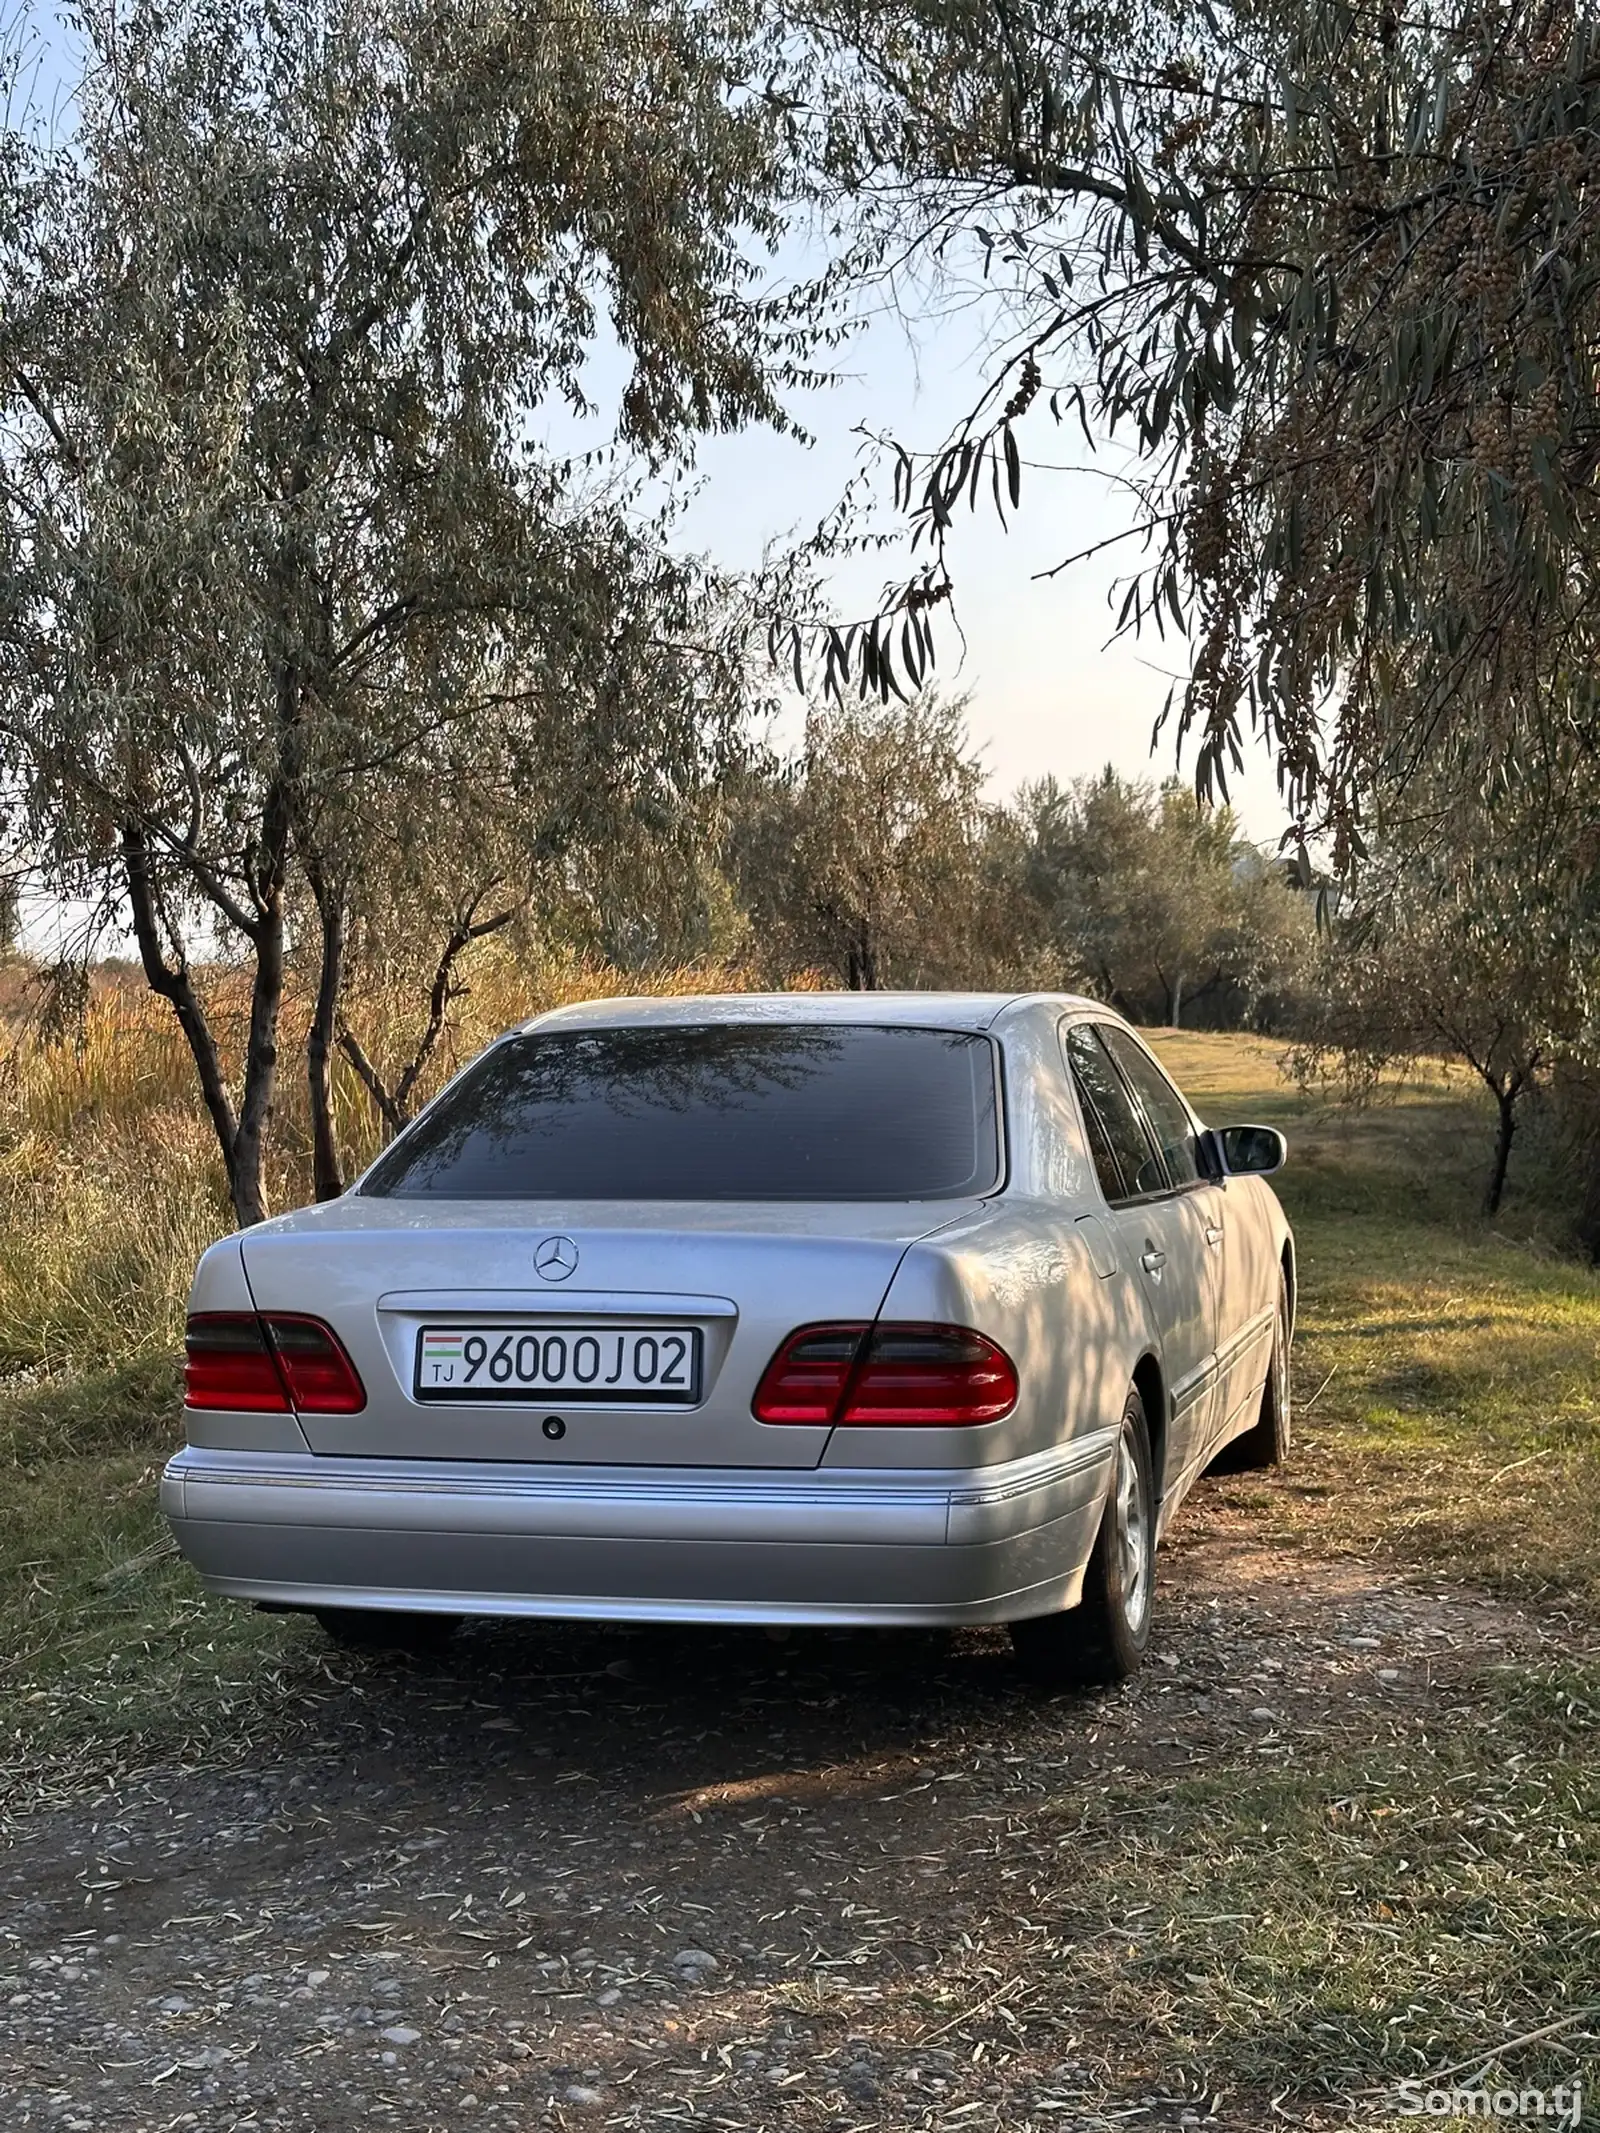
[422,1332,465,1377]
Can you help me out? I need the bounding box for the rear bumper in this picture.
[161,1433,1116,1627]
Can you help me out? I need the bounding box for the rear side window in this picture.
[361,1024,1002,1201]
[1064,1025,1161,1202]
[1095,1025,1205,1189]
[1075,1080,1128,1204]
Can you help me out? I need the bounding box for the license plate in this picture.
[414,1324,702,1404]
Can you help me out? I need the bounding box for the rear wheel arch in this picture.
[1130,1352,1167,1497]
[1013,1381,1156,1687]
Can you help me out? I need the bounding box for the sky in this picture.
[670,295,1291,841]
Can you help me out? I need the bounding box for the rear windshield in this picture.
[360,1024,1002,1201]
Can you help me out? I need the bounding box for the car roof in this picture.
[518,990,1103,1036]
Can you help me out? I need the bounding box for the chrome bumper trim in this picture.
[163,1431,1116,1548]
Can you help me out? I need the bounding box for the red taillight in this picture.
[184,1313,290,1412]
[751,1323,870,1423]
[841,1323,1019,1424]
[184,1312,366,1415]
[264,1315,367,1414]
[752,1322,1018,1427]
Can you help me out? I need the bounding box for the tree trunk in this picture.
[335,889,515,1140]
[337,1026,407,1137]
[1484,1084,1518,1216]
[121,822,258,1225]
[1168,971,1184,1028]
[1577,1145,1600,1264]
[307,875,347,1199]
[846,923,878,991]
[223,888,284,1228]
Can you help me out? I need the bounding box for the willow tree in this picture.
[0,0,811,1223]
[1288,750,1600,1215]
[803,0,1600,856]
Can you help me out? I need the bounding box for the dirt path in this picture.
[0,1490,1566,2133]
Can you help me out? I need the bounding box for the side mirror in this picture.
[1213,1124,1287,1177]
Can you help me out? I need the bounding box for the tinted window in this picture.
[362,1025,1002,1201]
[1064,1025,1161,1201]
[1096,1025,1205,1189]
[1075,1078,1127,1202]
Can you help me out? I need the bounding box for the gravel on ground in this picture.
[0,1486,1575,2132]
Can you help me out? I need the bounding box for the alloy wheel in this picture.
[1114,1418,1151,1634]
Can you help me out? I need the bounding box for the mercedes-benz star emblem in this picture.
[534,1234,579,1282]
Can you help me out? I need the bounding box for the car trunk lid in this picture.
[238,1199,978,1466]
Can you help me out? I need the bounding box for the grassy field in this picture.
[1152,1030,1600,1605]
[2,1015,1598,2118]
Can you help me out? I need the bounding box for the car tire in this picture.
[1010,1386,1156,1689]
[314,1608,460,1654]
[1208,1270,1292,1473]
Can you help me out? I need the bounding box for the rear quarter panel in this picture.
[1229,1173,1292,1314]
[822,1198,1146,1470]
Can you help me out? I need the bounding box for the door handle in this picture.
[1140,1246,1167,1277]
[1204,1224,1224,1248]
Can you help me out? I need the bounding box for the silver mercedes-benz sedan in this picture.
[161,992,1293,1684]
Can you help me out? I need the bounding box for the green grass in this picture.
[1033,1674,1600,2110]
[0,1356,264,1789]
[1153,1031,1600,1603]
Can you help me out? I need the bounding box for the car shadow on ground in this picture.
[294,1615,1038,1801]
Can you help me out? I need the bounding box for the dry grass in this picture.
[0,948,789,1377]
[1010,1690,1600,2113]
